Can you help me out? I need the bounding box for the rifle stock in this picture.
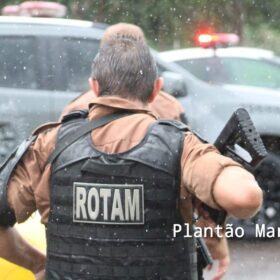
[203,108,267,224]
[214,108,267,168]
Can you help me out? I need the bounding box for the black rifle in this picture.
[202,108,267,225]
[195,108,267,267]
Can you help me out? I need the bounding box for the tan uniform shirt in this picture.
[8,96,237,258]
[60,90,184,121]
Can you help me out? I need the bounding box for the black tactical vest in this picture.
[46,113,197,280]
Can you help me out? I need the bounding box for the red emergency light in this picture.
[2,1,67,17]
[195,32,239,48]
[2,5,20,16]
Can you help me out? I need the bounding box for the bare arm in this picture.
[0,226,46,274]
[181,133,262,218]
[213,166,263,219]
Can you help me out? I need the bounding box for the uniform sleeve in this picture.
[181,132,242,209]
[6,126,59,223]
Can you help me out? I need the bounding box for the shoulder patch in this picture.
[61,109,89,123]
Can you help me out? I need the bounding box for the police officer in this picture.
[0,36,262,280]
[60,23,186,123]
[61,23,230,280]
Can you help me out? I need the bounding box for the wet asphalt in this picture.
[204,239,280,280]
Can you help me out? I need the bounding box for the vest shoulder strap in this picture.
[158,119,208,144]
[47,111,132,166]
[61,109,89,123]
[157,119,190,131]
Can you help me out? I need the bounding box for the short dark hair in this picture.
[100,23,146,47]
[91,35,158,103]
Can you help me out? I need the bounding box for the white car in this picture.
[160,45,280,146]
[160,46,280,90]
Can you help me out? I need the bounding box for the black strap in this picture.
[47,111,132,165]
[61,109,89,123]
[157,119,189,131]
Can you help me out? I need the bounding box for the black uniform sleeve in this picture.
[0,135,37,227]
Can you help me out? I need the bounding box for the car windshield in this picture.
[177,56,280,89]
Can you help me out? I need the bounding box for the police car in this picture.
[160,33,280,91]
[160,34,280,145]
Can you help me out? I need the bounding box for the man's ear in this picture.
[148,77,163,103]
[88,78,100,96]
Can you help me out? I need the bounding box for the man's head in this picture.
[90,35,162,103]
[101,23,146,46]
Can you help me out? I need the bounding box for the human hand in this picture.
[35,269,45,280]
[207,255,230,280]
[194,198,230,280]
[31,252,46,280]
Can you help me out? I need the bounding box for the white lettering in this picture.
[125,189,140,221]
[111,189,124,221]
[202,226,214,238]
[87,188,99,220]
[257,224,269,238]
[225,224,234,238]
[255,224,277,238]
[173,224,182,237]
[193,226,203,238]
[234,227,245,238]
[215,225,224,238]
[266,227,275,238]
[183,223,192,237]
[100,188,111,220]
[73,183,144,224]
[76,187,87,219]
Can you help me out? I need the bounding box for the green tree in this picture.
[0,0,279,52]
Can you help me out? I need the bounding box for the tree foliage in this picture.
[1,0,279,52]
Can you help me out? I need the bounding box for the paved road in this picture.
[204,239,280,280]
